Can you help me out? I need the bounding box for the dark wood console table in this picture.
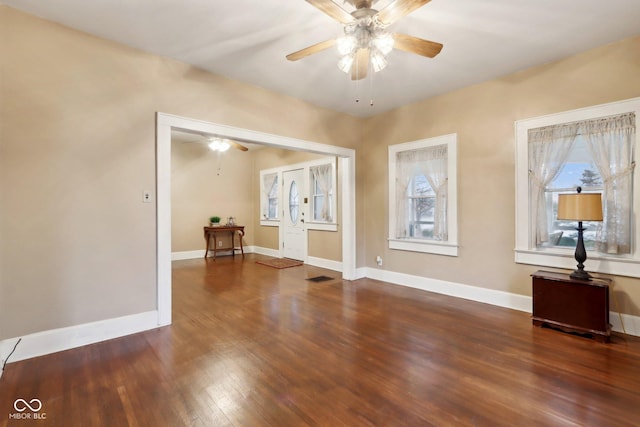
[532,270,611,342]
[203,225,245,260]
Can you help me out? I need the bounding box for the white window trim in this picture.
[515,97,640,277]
[388,134,458,256]
[259,157,338,232]
[259,167,281,227]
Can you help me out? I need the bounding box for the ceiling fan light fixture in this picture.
[370,51,388,72]
[218,140,231,152]
[208,138,231,152]
[338,54,355,73]
[337,35,357,56]
[372,32,394,56]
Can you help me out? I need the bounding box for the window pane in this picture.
[549,162,602,190]
[409,196,436,238]
[266,176,278,219]
[268,198,278,219]
[410,175,434,196]
[542,138,602,250]
[313,195,324,220]
[289,181,299,224]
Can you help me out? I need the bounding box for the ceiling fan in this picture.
[205,137,248,152]
[180,135,249,152]
[286,0,443,80]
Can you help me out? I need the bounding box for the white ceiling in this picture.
[4,0,640,117]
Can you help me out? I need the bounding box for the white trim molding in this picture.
[364,267,640,337]
[0,311,159,365]
[307,256,342,272]
[366,268,531,312]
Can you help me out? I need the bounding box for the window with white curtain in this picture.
[515,97,640,277]
[260,170,280,225]
[310,163,333,222]
[388,134,458,256]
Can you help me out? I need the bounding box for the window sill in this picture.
[515,248,640,278]
[389,239,458,257]
[260,219,280,227]
[306,222,338,232]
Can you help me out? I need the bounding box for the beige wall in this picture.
[171,140,255,252]
[362,35,640,315]
[0,6,360,339]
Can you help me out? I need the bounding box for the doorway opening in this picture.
[156,113,357,326]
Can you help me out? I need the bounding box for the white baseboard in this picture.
[172,250,205,260]
[306,256,342,272]
[172,246,260,261]
[610,311,640,337]
[0,310,159,365]
[363,267,640,337]
[251,246,280,257]
[354,267,368,280]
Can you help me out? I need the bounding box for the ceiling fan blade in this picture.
[351,48,369,80]
[392,33,443,58]
[377,0,431,25]
[228,140,248,152]
[286,39,336,61]
[305,0,354,24]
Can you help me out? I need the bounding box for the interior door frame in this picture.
[156,113,357,326]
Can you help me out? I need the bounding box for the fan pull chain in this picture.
[369,63,374,107]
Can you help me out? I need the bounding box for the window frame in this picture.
[515,97,640,277]
[307,158,338,231]
[388,134,458,256]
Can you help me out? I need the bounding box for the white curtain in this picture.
[395,152,414,238]
[311,164,333,221]
[528,124,578,246]
[262,173,277,218]
[583,113,636,254]
[396,144,448,240]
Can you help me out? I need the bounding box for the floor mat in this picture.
[256,258,303,269]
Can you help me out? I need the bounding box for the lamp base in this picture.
[570,269,592,281]
[570,221,592,281]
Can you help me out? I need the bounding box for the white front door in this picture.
[282,168,306,261]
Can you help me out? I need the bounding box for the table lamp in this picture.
[557,187,603,280]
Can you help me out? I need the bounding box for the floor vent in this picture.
[306,275,333,282]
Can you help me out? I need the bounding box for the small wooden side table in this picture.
[532,270,611,342]
[203,225,245,260]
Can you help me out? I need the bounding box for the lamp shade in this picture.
[557,193,603,221]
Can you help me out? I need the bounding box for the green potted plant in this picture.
[209,216,221,226]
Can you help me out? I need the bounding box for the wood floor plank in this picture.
[2,254,640,426]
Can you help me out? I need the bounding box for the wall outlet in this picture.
[218,241,223,247]
[143,190,152,203]
[376,255,383,266]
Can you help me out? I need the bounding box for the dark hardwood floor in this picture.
[2,254,640,426]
